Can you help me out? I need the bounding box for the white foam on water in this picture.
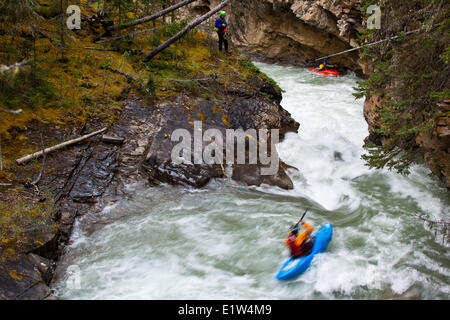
[52,63,450,300]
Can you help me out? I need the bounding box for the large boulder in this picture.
[143,78,299,189]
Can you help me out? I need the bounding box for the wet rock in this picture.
[27,253,56,286]
[144,91,298,190]
[69,146,117,201]
[232,162,294,190]
[29,231,59,261]
[102,135,125,145]
[0,255,55,300]
[363,93,386,146]
[143,119,225,188]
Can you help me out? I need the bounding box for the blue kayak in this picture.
[276,223,333,281]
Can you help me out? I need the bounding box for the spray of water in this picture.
[52,64,450,300]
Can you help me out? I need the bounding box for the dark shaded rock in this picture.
[27,253,56,286]
[102,135,125,145]
[144,92,298,189]
[141,72,300,190]
[69,145,117,200]
[144,120,225,188]
[56,205,79,244]
[29,231,59,261]
[0,255,55,300]
[231,161,294,190]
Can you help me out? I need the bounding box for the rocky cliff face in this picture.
[359,1,449,189]
[202,0,448,188]
[414,101,450,188]
[204,0,364,72]
[143,74,299,190]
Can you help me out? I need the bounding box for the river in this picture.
[52,63,450,300]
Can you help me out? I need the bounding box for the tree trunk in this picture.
[144,0,230,61]
[105,66,139,82]
[96,26,163,44]
[16,128,108,165]
[107,0,198,32]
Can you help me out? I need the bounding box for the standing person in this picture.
[215,11,229,53]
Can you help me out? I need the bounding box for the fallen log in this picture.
[105,66,139,82]
[166,77,213,82]
[144,0,230,61]
[0,59,32,74]
[107,0,198,32]
[0,108,23,114]
[16,127,107,165]
[96,26,163,44]
[82,47,119,52]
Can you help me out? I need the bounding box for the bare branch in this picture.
[16,128,108,165]
[107,0,198,32]
[0,108,23,114]
[105,66,139,83]
[82,47,119,52]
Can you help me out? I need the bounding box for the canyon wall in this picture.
[202,0,364,72]
[198,0,449,189]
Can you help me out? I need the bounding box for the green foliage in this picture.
[430,89,450,100]
[439,46,450,64]
[238,59,260,73]
[0,0,39,27]
[238,59,283,94]
[353,60,390,98]
[362,146,414,175]
[144,76,156,96]
[0,66,59,111]
[160,20,188,38]
[100,57,113,69]
[359,0,380,14]
[356,0,450,175]
[148,33,162,47]
[353,71,387,99]
[147,20,188,48]
[0,196,58,263]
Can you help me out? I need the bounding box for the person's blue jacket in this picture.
[215,17,227,33]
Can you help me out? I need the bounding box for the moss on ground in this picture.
[0,1,283,263]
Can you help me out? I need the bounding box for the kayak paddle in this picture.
[292,208,309,229]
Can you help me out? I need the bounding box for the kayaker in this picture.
[318,59,334,71]
[285,221,314,258]
[215,11,229,53]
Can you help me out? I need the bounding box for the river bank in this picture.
[0,38,299,300]
[52,64,450,299]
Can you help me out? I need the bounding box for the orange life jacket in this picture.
[285,222,313,257]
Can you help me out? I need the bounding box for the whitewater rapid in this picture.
[52,63,450,300]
